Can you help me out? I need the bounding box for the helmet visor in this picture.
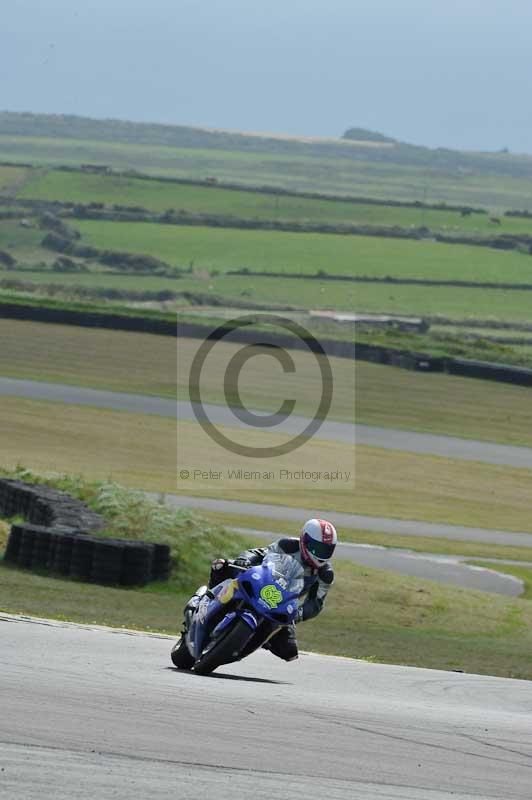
[303,532,335,562]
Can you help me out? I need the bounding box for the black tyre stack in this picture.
[70,535,96,581]
[91,539,124,585]
[52,532,77,575]
[1,478,173,587]
[30,527,53,569]
[17,526,36,568]
[4,522,23,564]
[121,543,154,586]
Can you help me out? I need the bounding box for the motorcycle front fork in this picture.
[183,585,208,629]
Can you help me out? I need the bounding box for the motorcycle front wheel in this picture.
[170,635,195,670]
[193,617,255,675]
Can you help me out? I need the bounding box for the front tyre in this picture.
[171,635,195,670]
[194,618,254,675]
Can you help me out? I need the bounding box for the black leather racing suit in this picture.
[209,537,334,661]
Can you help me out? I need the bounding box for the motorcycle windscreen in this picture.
[262,552,304,595]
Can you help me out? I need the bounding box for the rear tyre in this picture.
[170,635,194,670]
[193,618,254,676]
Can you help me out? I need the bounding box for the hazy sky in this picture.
[3,0,532,152]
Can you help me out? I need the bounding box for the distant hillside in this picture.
[2,111,532,179]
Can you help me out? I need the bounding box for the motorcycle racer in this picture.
[204,518,337,662]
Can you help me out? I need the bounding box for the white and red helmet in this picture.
[300,519,337,568]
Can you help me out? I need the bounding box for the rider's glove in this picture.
[211,558,228,572]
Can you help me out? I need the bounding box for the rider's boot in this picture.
[262,625,299,662]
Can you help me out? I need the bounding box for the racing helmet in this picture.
[300,518,337,568]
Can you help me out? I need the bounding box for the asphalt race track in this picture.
[4,376,532,468]
[1,614,531,800]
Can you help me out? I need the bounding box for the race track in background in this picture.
[3,376,532,467]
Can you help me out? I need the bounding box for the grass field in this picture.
[5,132,532,209]
[0,319,178,397]
[178,437,531,531]
[349,283,532,321]
[19,168,532,236]
[0,320,355,423]
[355,360,532,446]
[0,396,355,513]
[74,219,532,284]
[4,395,532,531]
[4,269,532,323]
[176,417,356,513]
[2,555,532,679]
[172,275,530,325]
[351,445,532,532]
[0,219,53,262]
[4,320,532,446]
[4,209,532,326]
[0,269,359,310]
[0,165,29,192]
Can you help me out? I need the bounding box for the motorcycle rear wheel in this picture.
[194,618,254,675]
[170,635,195,670]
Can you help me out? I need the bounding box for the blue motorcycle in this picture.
[171,551,304,674]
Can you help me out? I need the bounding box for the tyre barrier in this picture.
[91,539,125,585]
[355,344,532,386]
[0,479,105,532]
[1,479,172,586]
[446,358,532,387]
[52,532,77,575]
[1,299,530,388]
[70,535,96,581]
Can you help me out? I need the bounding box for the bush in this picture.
[53,257,88,273]
[39,212,80,241]
[0,250,16,267]
[342,127,397,143]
